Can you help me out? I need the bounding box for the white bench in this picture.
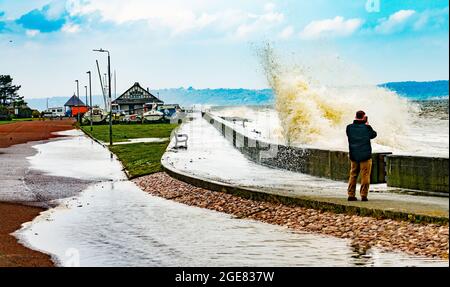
[174,133,188,149]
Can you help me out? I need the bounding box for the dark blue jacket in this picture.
[346,121,377,162]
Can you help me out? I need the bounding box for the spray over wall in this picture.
[259,44,417,151]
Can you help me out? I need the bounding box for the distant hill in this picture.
[26,81,448,111]
[151,88,274,107]
[26,89,275,111]
[26,95,106,112]
[379,80,449,100]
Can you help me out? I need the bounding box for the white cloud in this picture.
[279,25,294,39]
[66,0,284,38]
[300,16,363,39]
[414,7,449,31]
[374,10,416,34]
[264,3,276,12]
[234,3,284,39]
[373,8,449,35]
[26,29,40,37]
[45,0,68,20]
[67,0,213,34]
[61,23,81,33]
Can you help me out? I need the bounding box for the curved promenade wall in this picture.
[202,112,448,193]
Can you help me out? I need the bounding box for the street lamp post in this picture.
[75,80,80,123]
[87,71,93,132]
[93,49,113,146]
[84,85,88,126]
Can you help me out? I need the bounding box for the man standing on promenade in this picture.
[346,110,377,202]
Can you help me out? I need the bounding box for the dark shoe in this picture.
[361,197,368,202]
[348,197,358,201]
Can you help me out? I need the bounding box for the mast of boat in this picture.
[96,60,108,111]
[104,73,109,111]
[114,70,117,100]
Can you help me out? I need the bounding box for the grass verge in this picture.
[80,123,178,143]
[109,142,170,178]
[80,123,178,178]
[0,118,34,125]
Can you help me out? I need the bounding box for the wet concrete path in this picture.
[162,113,449,221]
[0,135,97,207]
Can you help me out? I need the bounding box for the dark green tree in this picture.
[0,75,23,107]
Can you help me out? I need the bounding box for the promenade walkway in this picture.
[162,113,449,223]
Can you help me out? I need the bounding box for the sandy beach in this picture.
[0,119,75,148]
[0,119,75,267]
[0,202,53,267]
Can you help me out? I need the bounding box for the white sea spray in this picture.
[258,44,419,151]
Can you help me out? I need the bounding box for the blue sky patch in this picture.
[16,5,66,33]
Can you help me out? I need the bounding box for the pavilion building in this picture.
[112,82,163,115]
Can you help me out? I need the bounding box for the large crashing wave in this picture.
[259,44,418,151]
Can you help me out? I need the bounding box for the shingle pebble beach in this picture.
[134,172,449,260]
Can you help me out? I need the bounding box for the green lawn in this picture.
[81,123,178,178]
[0,118,34,125]
[81,123,178,143]
[109,142,170,178]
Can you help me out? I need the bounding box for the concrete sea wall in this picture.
[203,112,449,193]
[203,112,389,184]
[386,155,449,193]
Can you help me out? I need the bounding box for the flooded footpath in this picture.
[0,120,76,266]
[11,130,448,266]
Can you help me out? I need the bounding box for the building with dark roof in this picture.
[64,94,88,117]
[64,94,87,107]
[112,82,163,115]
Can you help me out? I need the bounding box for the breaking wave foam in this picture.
[259,45,419,151]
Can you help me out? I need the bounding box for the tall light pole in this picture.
[84,85,88,125]
[93,48,112,146]
[114,70,117,100]
[87,71,93,132]
[75,80,80,123]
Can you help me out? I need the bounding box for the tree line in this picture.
[0,75,24,106]
[0,75,31,120]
